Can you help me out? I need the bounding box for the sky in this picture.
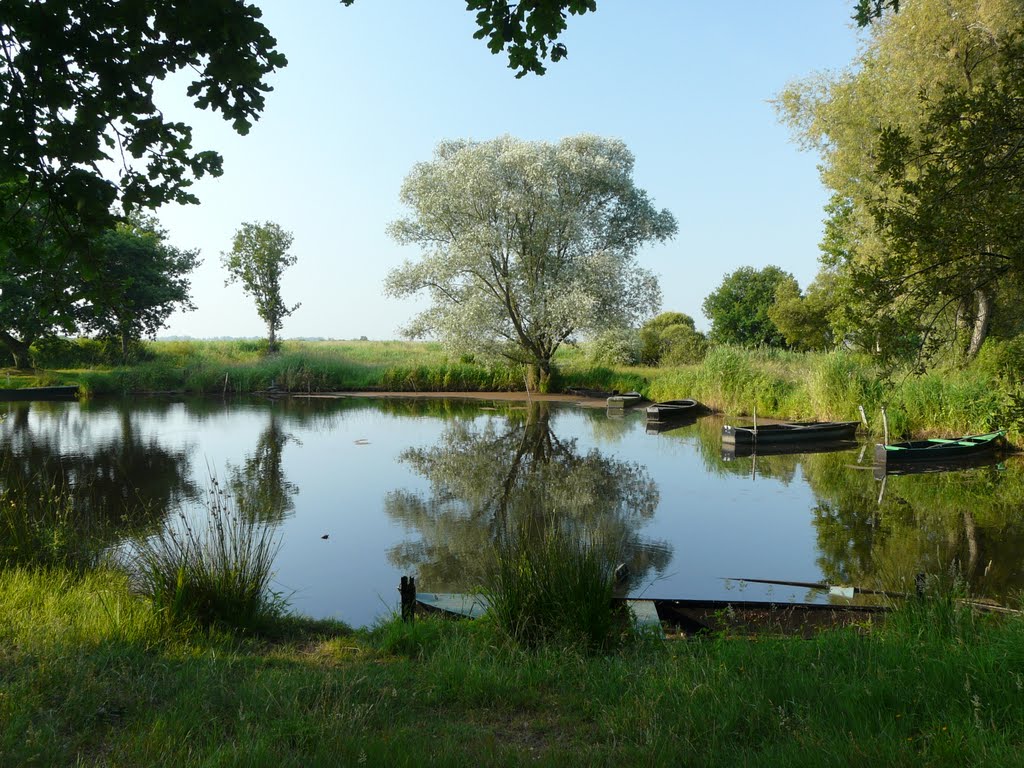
[152,1,868,340]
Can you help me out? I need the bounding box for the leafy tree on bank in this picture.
[701,266,797,348]
[222,222,300,353]
[767,272,838,352]
[0,186,80,368]
[0,1,286,237]
[80,216,200,362]
[639,312,707,366]
[777,0,1024,363]
[385,135,676,392]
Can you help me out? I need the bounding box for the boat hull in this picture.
[646,399,704,422]
[722,421,859,445]
[415,593,886,638]
[0,385,79,401]
[874,431,1005,467]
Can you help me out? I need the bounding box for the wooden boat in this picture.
[0,385,79,401]
[646,418,697,435]
[415,592,887,638]
[872,453,1004,480]
[874,431,1005,469]
[646,399,705,422]
[606,391,643,409]
[722,420,859,445]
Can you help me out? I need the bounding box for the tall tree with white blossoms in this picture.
[386,135,676,391]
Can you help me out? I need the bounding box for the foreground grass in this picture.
[3,568,1024,766]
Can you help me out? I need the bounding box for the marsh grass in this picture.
[125,477,285,631]
[482,520,630,651]
[0,476,111,571]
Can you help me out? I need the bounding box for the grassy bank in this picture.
[2,567,1023,766]
[18,338,1024,440]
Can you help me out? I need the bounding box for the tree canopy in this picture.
[777,0,1024,362]
[386,134,676,390]
[223,221,300,352]
[702,266,796,348]
[0,0,286,232]
[81,215,200,361]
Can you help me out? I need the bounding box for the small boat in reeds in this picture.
[722,420,859,445]
[646,399,705,423]
[874,431,1005,469]
[414,592,887,638]
[0,385,79,401]
[606,392,643,409]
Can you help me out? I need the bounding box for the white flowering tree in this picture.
[385,135,676,391]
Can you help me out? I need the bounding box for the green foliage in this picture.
[483,520,628,651]
[702,265,797,347]
[585,327,641,366]
[222,221,300,352]
[124,477,286,632]
[386,134,675,391]
[0,0,285,228]
[639,311,707,365]
[81,215,200,360]
[465,0,597,77]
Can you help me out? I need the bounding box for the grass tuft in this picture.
[123,476,286,632]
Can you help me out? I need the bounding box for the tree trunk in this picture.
[0,331,33,369]
[966,289,992,360]
[526,360,551,394]
[267,324,278,354]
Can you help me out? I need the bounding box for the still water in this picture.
[3,396,1022,626]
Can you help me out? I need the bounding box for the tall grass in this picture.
[482,520,628,651]
[125,476,285,631]
[0,476,110,571]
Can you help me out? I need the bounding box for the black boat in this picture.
[722,420,859,445]
[0,385,79,401]
[874,431,1005,469]
[415,592,887,638]
[646,399,705,422]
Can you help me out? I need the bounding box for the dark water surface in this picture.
[4,396,1022,626]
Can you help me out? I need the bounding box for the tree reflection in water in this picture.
[0,401,197,555]
[385,402,672,593]
[227,412,299,523]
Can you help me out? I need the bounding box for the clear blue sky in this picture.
[154,1,866,340]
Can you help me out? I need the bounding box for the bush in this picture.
[586,328,641,367]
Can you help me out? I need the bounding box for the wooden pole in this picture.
[858,404,868,428]
[881,407,889,446]
[752,406,757,442]
[399,575,416,622]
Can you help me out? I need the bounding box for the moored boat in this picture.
[646,399,705,422]
[874,430,1005,469]
[722,420,859,445]
[722,438,858,461]
[0,385,79,401]
[606,391,643,409]
[415,592,887,638]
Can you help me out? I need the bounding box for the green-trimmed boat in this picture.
[874,430,1005,469]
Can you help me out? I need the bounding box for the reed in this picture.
[124,476,285,631]
[482,519,629,651]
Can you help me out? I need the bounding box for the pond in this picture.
[3,395,1023,626]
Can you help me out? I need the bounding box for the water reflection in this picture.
[1,397,1022,624]
[0,401,197,540]
[385,401,672,592]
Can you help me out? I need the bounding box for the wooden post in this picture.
[881,407,889,446]
[858,404,868,429]
[399,575,416,622]
[752,406,757,443]
[223,373,229,396]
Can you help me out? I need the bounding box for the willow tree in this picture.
[777,0,1024,362]
[385,135,676,391]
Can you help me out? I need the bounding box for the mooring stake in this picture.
[399,575,416,623]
